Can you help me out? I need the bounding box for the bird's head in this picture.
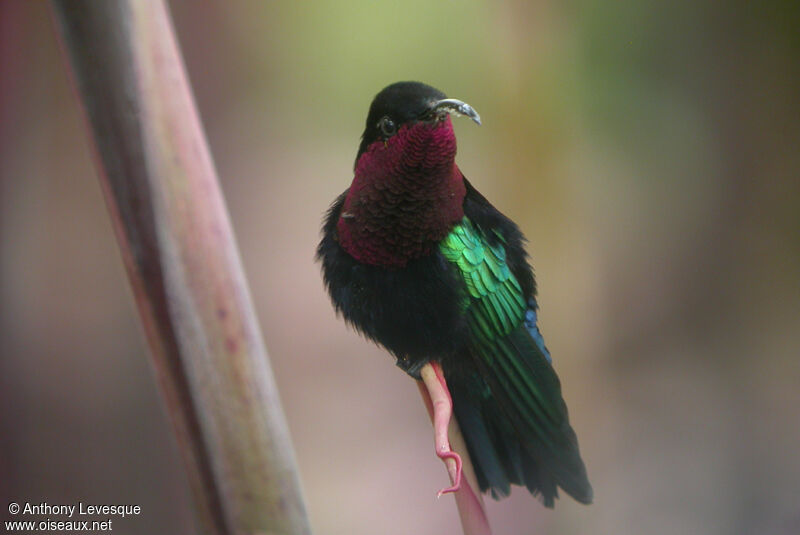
[354,81,481,173]
[338,82,477,266]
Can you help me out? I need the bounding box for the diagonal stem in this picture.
[49,2,312,534]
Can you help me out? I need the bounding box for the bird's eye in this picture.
[378,116,396,137]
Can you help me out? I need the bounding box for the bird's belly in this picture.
[338,251,468,376]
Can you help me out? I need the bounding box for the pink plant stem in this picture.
[49,2,311,533]
[418,362,492,535]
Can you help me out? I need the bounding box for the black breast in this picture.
[317,191,468,376]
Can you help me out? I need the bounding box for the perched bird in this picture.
[317,81,592,507]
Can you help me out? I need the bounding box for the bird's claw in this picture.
[436,449,463,496]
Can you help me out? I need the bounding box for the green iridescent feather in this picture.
[439,217,592,505]
[440,218,527,336]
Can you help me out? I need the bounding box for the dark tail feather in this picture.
[450,383,513,497]
[449,323,593,506]
[452,375,562,506]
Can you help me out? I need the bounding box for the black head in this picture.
[355,81,480,165]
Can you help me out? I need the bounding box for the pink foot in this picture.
[420,361,462,496]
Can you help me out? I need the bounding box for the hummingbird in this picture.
[317,81,592,507]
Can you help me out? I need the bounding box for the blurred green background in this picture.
[1,1,798,534]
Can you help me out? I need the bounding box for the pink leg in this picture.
[417,362,492,534]
[420,361,462,496]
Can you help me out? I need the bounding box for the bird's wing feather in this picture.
[439,217,592,505]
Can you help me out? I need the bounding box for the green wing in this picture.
[439,217,592,505]
[440,219,527,329]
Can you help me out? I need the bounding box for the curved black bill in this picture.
[431,98,482,126]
